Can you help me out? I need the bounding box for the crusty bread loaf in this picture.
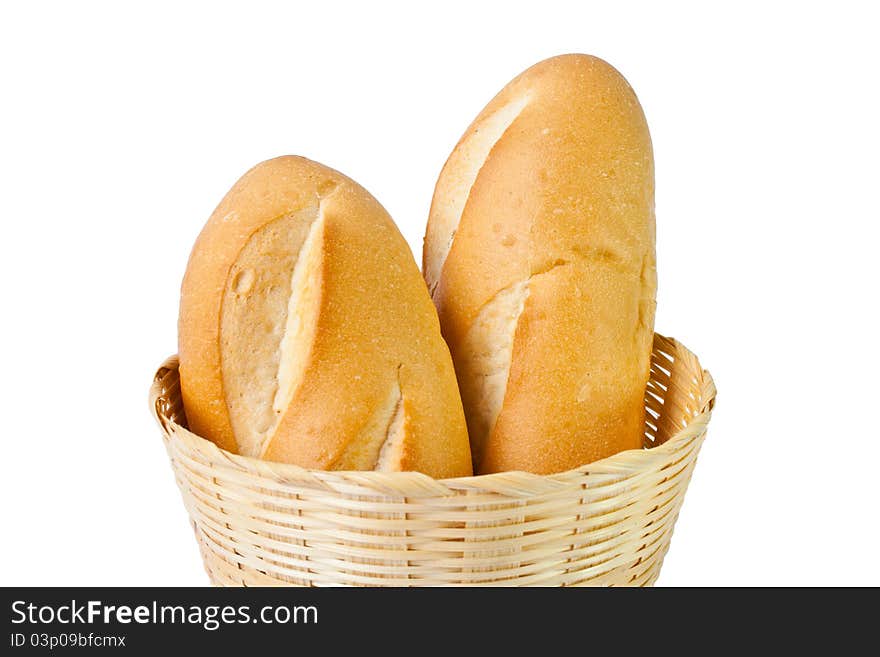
[424,54,657,475]
[179,156,472,477]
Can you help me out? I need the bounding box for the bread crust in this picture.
[425,54,656,475]
[180,156,472,477]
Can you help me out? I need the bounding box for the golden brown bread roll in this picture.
[179,156,472,477]
[424,54,657,475]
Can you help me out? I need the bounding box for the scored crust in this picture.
[457,280,529,467]
[423,94,530,296]
[219,204,323,457]
[180,156,471,477]
[424,54,656,474]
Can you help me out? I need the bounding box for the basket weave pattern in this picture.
[150,334,715,586]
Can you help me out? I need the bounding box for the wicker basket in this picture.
[150,333,715,586]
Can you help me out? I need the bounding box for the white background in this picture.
[2,1,878,586]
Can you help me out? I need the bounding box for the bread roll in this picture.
[179,156,472,478]
[424,54,656,475]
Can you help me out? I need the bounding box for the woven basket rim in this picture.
[150,332,715,497]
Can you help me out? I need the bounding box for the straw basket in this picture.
[150,333,715,586]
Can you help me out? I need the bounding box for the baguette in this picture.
[424,54,656,474]
[179,156,472,477]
